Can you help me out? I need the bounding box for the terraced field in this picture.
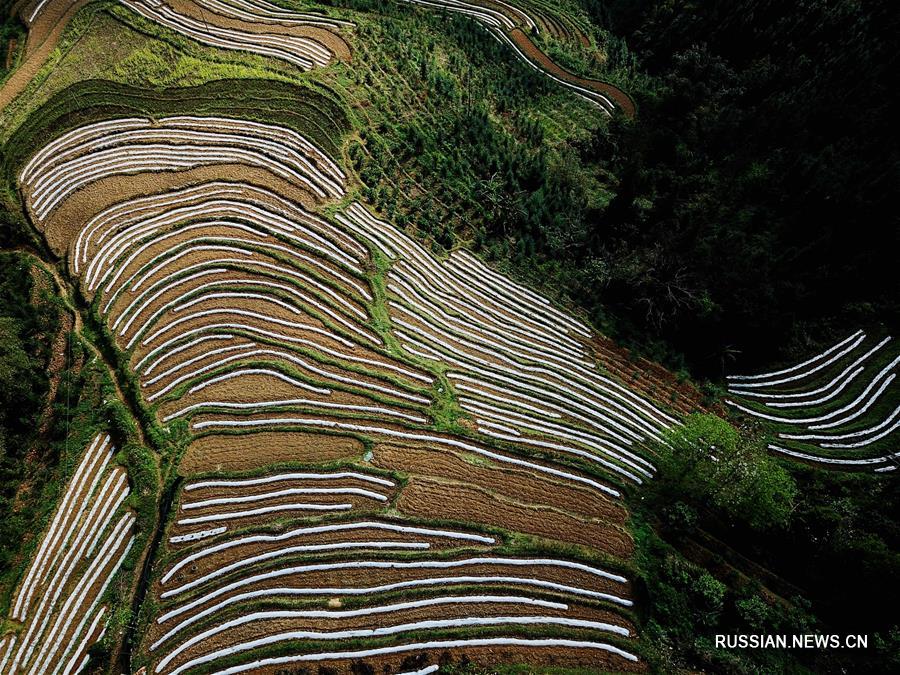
[0,3,662,670]
[727,330,900,471]
[7,88,670,668]
[23,0,350,68]
[0,434,135,675]
[4,1,876,674]
[397,0,634,114]
[118,0,350,68]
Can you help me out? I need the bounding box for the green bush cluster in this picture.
[653,413,797,530]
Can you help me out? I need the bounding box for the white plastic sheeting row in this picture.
[22,117,345,220]
[0,434,135,675]
[196,0,353,28]
[727,331,900,469]
[336,202,673,487]
[120,0,334,70]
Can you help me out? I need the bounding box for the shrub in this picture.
[655,413,797,530]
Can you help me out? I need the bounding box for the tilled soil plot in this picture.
[0,1,90,112]
[372,443,625,524]
[169,0,352,61]
[179,431,365,474]
[179,474,397,506]
[154,598,634,674]
[309,642,646,674]
[508,28,635,116]
[37,165,321,259]
[106,260,371,336]
[157,557,632,623]
[397,477,633,557]
[110,257,358,332]
[592,334,705,417]
[157,375,397,425]
[170,491,388,533]
[159,637,644,675]
[164,516,494,575]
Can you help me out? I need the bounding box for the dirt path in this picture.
[508,28,635,116]
[3,36,16,71]
[36,258,151,448]
[0,0,90,114]
[29,253,166,672]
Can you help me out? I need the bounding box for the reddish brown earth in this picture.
[179,432,365,474]
[0,0,90,112]
[397,477,633,557]
[157,600,636,674]
[373,443,625,523]
[592,334,712,416]
[169,0,352,62]
[36,165,321,260]
[509,28,635,117]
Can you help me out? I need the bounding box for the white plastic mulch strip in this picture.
[728,330,865,383]
[204,637,638,675]
[189,419,623,498]
[170,526,227,544]
[152,594,576,662]
[768,444,900,466]
[727,331,866,389]
[162,616,632,675]
[160,521,496,585]
[119,0,333,70]
[23,117,345,220]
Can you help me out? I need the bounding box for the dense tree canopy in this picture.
[654,413,797,530]
[476,0,900,375]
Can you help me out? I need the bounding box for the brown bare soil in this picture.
[367,433,623,504]
[169,0,351,62]
[397,478,633,558]
[158,598,634,674]
[171,493,383,534]
[169,470,397,533]
[157,556,632,627]
[0,1,90,112]
[35,165,321,259]
[136,298,414,402]
[179,431,365,474]
[104,245,366,332]
[372,444,625,524]
[508,28,635,117]
[97,226,276,301]
[182,474,397,501]
[131,317,428,412]
[136,293,346,355]
[161,521,496,589]
[295,643,645,674]
[591,334,710,416]
[132,333,245,380]
[107,263,370,351]
[155,373,382,420]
